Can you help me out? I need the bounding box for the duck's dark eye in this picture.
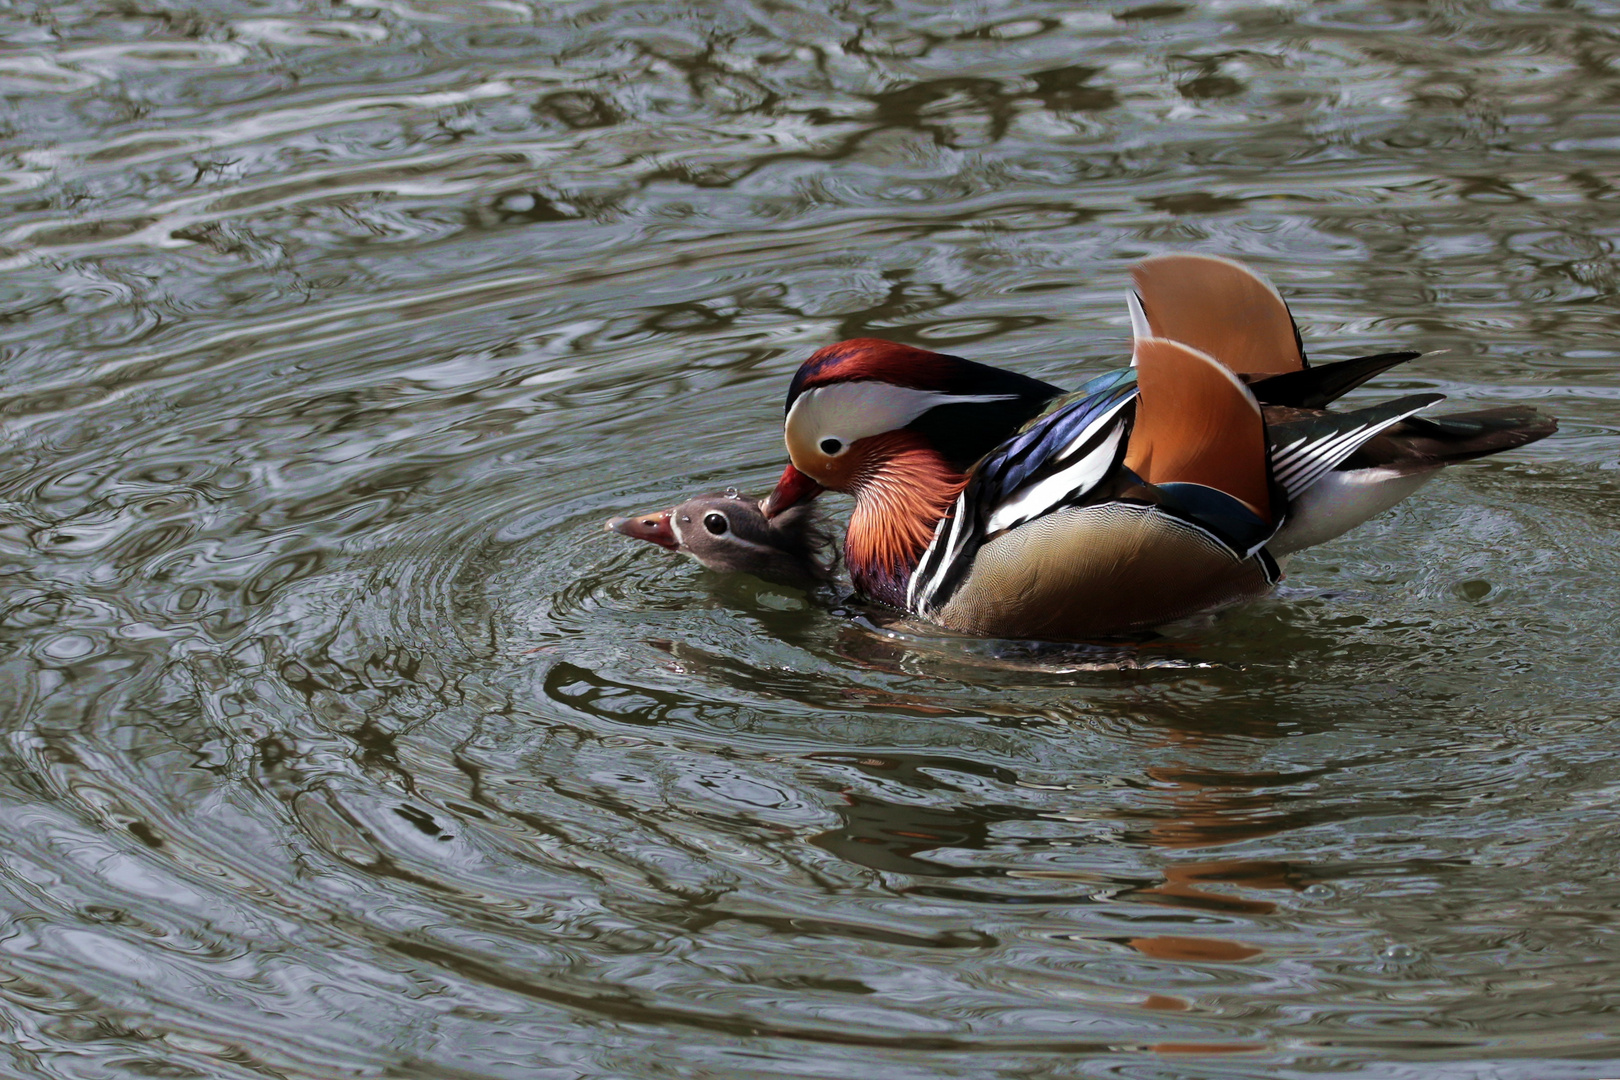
[819,438,843,455]
[703,512,728,535]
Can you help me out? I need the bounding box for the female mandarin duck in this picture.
[762,254,1557,640]
[607,492,834,587]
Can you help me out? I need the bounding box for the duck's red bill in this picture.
[762,463,823,519]
[606,510,677,549]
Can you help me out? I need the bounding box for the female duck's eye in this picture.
[819,438,844,456]
[703,512,728,535]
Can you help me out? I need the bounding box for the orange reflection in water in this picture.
[1124,761,1322,919]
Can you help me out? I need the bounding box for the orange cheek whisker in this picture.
[843,432,967,586]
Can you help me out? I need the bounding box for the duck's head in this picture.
[607,491,833,586]
[762,338,1063,518]
[759,338,1063,603]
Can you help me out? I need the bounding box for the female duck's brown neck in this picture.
[845,432,967,608]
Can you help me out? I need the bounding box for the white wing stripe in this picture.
[1273,427,1368,477]
[1270,401,1440,500]
[1274,426,1371,478]
[1057,396,1132,462]
[984,423,1125,534]
[1275,434,1371,491]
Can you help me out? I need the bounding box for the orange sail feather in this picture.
[1132,254,1305,376]
[1125,337,1272,523]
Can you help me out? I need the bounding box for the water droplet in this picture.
[1382,943,1418,962]
[1303,883,1334,900]
[724,486,741,499]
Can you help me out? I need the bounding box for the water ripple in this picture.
[0,0,1617,1077]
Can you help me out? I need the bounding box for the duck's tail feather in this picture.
[1249,351,1422,408]
[1360,405,1558,468]
[1267,404,1559,557]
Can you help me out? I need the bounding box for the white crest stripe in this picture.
[786,383,1019,452]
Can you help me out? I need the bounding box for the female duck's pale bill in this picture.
[762,254,1558,641]
[606,492,833,587]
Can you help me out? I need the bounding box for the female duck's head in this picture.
[606,491,834,587]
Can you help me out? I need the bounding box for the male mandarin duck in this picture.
[607,491,834,587]
[761,254,1557,640]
